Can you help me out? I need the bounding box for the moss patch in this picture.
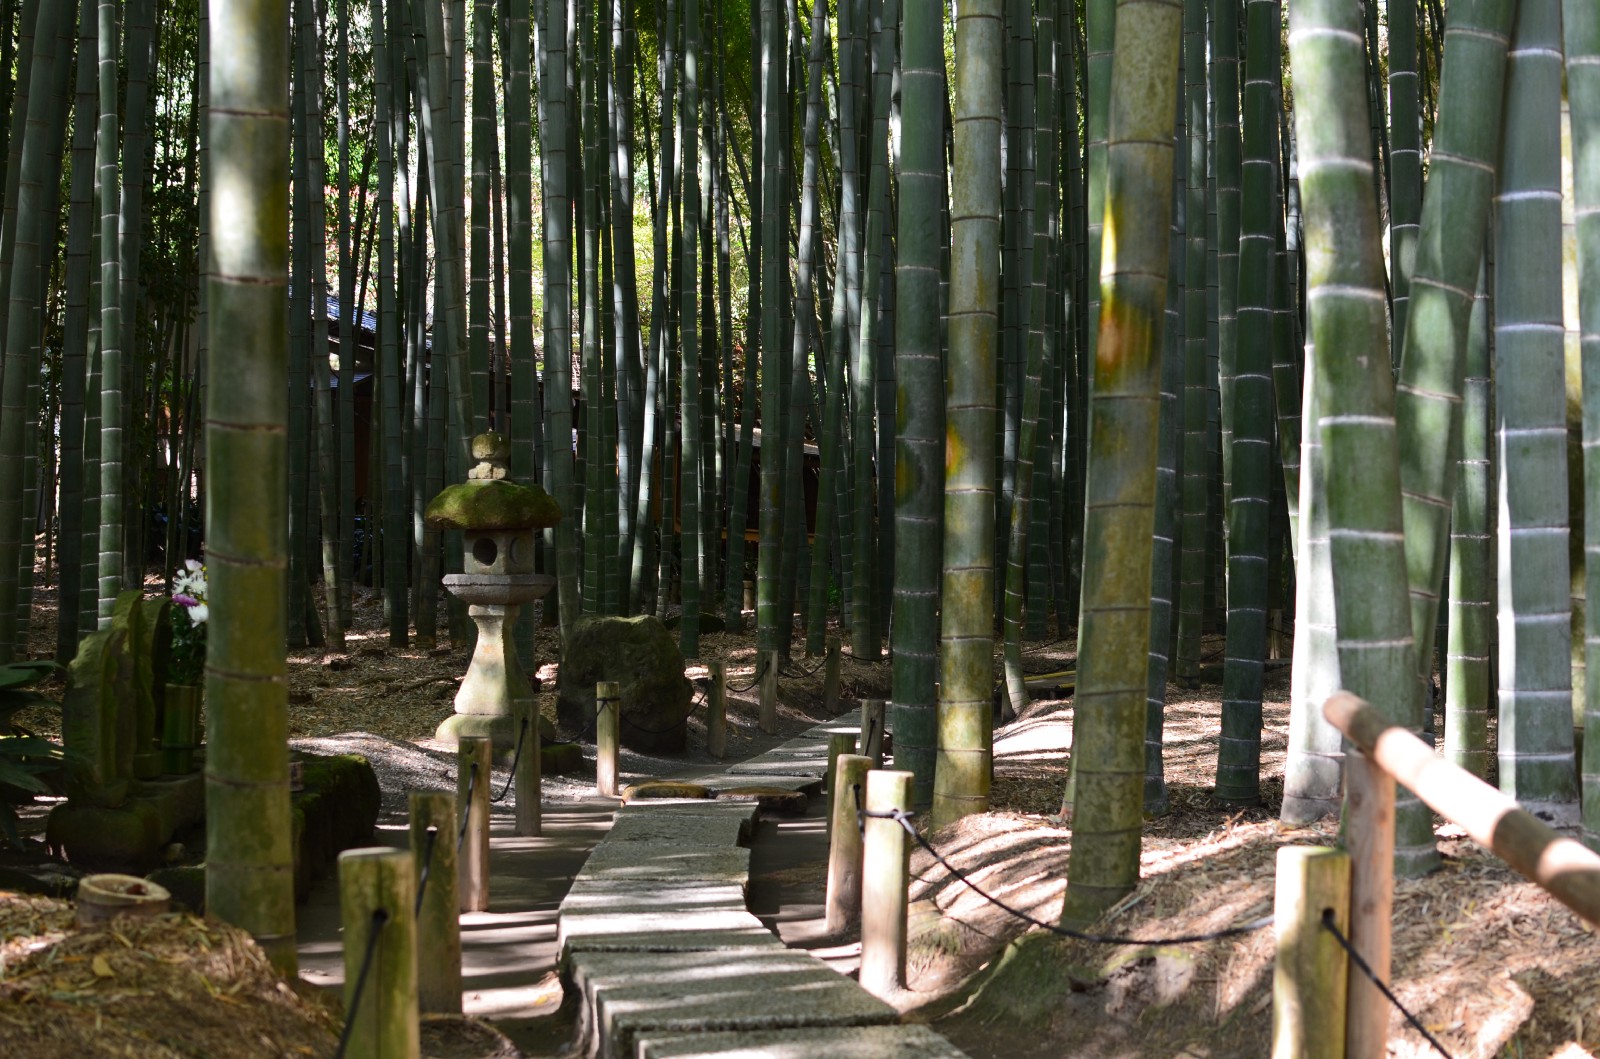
[289,752,380,900]
[425,480,563,530]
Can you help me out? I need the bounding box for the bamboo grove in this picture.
[2,0,1600,943]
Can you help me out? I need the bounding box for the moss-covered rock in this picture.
[542,741,584,776]
[425,479,563,531]
[289,751,380,900]
[555,615,693,753]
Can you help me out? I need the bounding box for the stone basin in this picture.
[442,572,554,607]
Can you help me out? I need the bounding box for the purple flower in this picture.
[173,593,199,608]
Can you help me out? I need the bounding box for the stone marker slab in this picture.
[577,842,752,886]
[570,949,898,1059]
[635,1025,970,1059]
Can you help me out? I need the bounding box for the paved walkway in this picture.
[559,720,969,1059]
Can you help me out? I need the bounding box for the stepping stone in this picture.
[570,949,898,1059]
[606,808,754,849]
[559,907,780,966]
[635,1025,971,1058]
[715,786,809,816]
[726,758,827,779]
[578,842,752,886]
[561,879,750,915]
[693,773,823,796]
[802,722,863,740]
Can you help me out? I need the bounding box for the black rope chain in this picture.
[726,656,770,693]
[1322,910,1453,1058]
[492,719,529,802]
[332,908,389,1059]
[413,826,438,916]
[456,763,477,851]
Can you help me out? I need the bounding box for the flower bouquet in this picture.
[164,560,207,773]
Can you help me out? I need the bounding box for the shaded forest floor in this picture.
[8,576,1600,1057]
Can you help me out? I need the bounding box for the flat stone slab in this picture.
[578,842,751,886]
[635,1025,970,1059]
[571,949,898,1059]
[561,879,750,915]
[561,922,783,965]
[692,773,823,795]
[801,723,863,739]
[725,759,827,779]
[606,808,755,848]
[560,907,769,945]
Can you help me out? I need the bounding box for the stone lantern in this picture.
[424,432,563,744]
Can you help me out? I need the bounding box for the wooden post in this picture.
[1324,691,1600,926]
[707,662,728,759]
[513,705,541,838]
[759,649,780,734]
[826,733,857,799]
[743,578,757,612]
[825,754,873,934]
[408,791,461,1013]
[1271,846,1350,1059]
[338,847,421,1059]
[859,768,914,998]
[457,737,491,913]
[860,698,886,766]
[823,635,842,715]
[595,680,621,797]
[1344,748,1395,1059]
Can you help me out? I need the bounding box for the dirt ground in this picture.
[8,581,1600,1058]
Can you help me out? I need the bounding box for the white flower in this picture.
[188,603,209,626]
[185,559,202,573]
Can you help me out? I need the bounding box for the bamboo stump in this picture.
[826,733,857,801]
[457,737,491,913]
[859,769,914,997]
[860,699,886,766]
[338,847,421,1059]
[824,635,842,715]
[707,662,728,759]
[759,650,780,734]
[825,754,873,934]
[513,706,541,837]
[1271,846,1350,1059]
[596,681,621,797]
[408,791,461,1013]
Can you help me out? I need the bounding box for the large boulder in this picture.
[556,616,693,753]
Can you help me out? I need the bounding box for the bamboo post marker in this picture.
[408,791,461,1014]
[707,661,728,759]
[825,754,873,934]
[457,736,491,913]
[1271,845,1351,1059]
[596,680,621,797]
[338,847,421,1059]
[859,768,914,997]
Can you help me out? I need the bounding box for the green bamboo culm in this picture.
[1387,0,1421,368]
[892,0,946,808]
[1494,0,1578,817]
[931,0,1003,831]
[0,0,65,659]
[205,0,298,975]
[1393,0,1517,734]
[1059,0,1183,924]
[93,0,123,627]
[678,0,703,657]
[755,0,785,657]
[1568,0,1600,849]
[1213,0,1280,807]
[1445,263,1492,778]
[1288,0,1437,877]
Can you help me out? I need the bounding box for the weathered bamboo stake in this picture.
[1344,747,1395,1058]
[1325,691,1600,926]
[859,768,914,998]
[596,680,621,796]
[408,791,461,1013]
[457,737,491,913]
[759,649,780,734]
[513,705,541,837]
[825,754,874,933]
[860,698,886,765]
[707,661,728,759]
[1270,846,1351,1059]
[743,578,757,612]
[824,634,842,715]
[338,847,421,1059]
[826,733,857,799]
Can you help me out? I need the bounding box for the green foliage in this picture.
[0,661,64,848]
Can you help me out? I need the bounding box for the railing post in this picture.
[825,733,857,802]
[595,680,621,797]
[1271,846,1350,1059]
[759,649,780,734]
[859,768,914,998]
[859,698,886,766]
[1344,747,1395,1059]
[824,634,842,715]
[513,704,541,837]
[338,847,421,1059]
[707,662,728,759]
[825,755,873,934]
[457,736,491,913]
[408,791,461,1013]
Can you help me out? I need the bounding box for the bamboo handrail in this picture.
[1322,692,1600,929]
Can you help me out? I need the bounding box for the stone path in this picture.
[559,721,969,1059]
